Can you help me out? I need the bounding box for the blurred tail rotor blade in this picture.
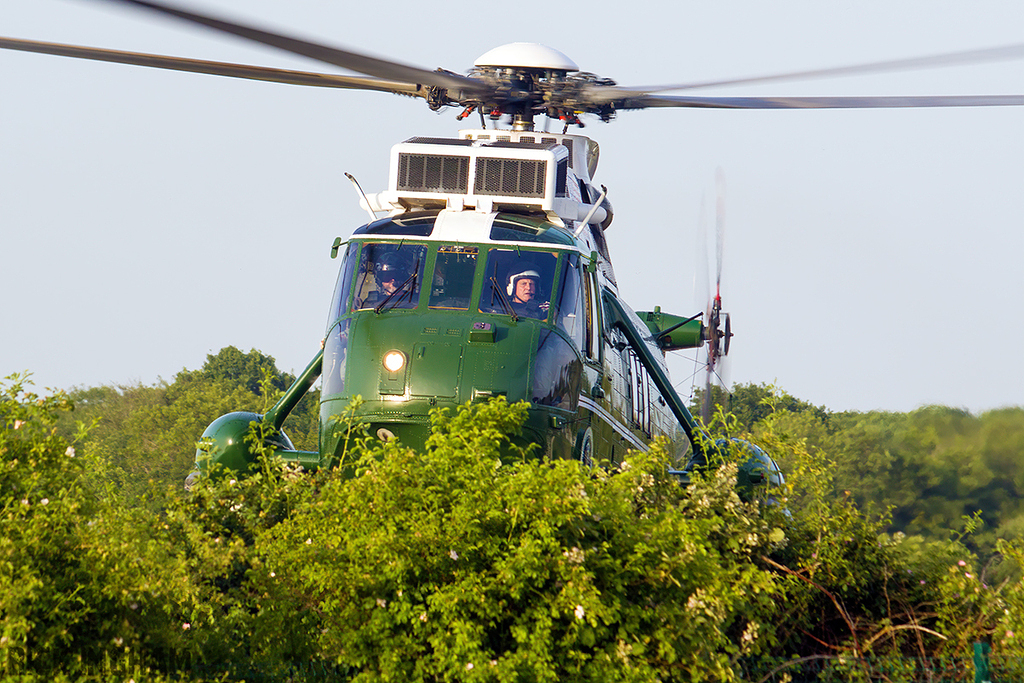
[694,194,712,315]
[723,312,732,356]
[702,367,713,424]
[715,168,727,293]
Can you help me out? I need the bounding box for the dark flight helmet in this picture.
[375,253,411,283]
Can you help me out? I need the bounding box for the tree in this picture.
[56,346,319,501]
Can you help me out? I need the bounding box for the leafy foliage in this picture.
[4,363,1024,681]
[257,399,783,681]
[55,346,319,502]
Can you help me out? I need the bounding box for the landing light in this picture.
[383,350,406,373]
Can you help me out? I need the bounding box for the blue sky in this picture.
[2,0,1022,413]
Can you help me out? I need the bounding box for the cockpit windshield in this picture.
[327,240,581,336]
[429,246,478,311]
[352,243,427,312]
[480,249,557,322]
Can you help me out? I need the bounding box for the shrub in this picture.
[254,399,784,681]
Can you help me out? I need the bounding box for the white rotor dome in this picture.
[474,43,578,71]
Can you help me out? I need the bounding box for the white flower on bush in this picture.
[686,590,708,613]
[40,498,49,506]
[574,605,585,620]
[449,549,458,561]
[65,446,75,457]
[563,547,585,565]
[376,598,387,609]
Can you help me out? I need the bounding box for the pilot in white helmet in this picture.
[506,267,549,318]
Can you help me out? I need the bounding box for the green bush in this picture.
[5,371,1023,682]
[747,395,1009,665]
[0,374,188,676]
[250,399,785,681]
[0,374,257,679]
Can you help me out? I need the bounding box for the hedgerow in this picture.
[4,375,1024,681]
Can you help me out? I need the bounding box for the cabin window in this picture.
[352,243,427,311]
[553,254,585,351]
[479,249,557,322]
[429,245,479,310]
[625,347,652,437]
[583,270,600,362]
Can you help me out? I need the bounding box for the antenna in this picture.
[345,172,379,222]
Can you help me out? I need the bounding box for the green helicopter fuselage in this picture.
[193,205,714,478]
[317,208,699,466]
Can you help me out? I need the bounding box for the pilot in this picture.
[506,268,549,319]
[362,253,412,308]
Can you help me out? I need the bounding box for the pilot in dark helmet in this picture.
[359,252,413,309]
[375,253,410,297]
[506,267,549,319]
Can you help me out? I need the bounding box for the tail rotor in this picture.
[696,169,733,423]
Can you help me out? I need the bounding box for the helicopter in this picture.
[3,0,1023,483]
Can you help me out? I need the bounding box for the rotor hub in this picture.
[473,43,579,72]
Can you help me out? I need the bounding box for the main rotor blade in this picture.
[101,0,488,95]
[585,43,1024,103]
[0,37,424,96]
[622,94,1024,110]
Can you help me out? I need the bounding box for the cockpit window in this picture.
[429,246,479,310]
[327,242,358,327]
[352,211,437,237]
[480,249,557,321]
[353,243,427,312]
[553,253,585,350]
[489,214,574,245]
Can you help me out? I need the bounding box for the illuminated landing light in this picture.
[383,350,406,373]
[377,428,396,442]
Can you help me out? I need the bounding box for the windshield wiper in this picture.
[488,276,519,322]
[375,271,418,314]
